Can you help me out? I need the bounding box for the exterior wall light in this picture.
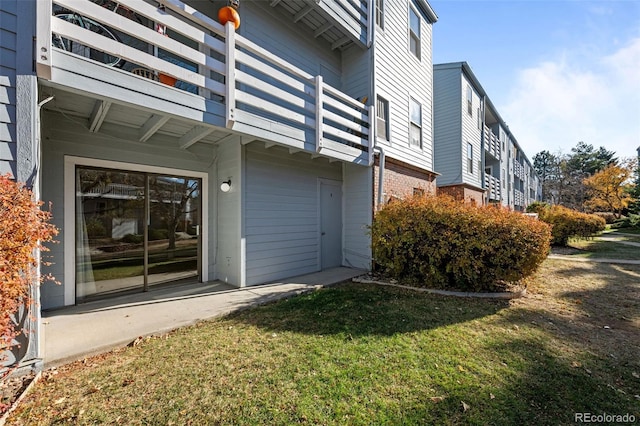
[220,179,232,192]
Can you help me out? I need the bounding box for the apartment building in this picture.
[2,0,439,369]
[433,62,541,209]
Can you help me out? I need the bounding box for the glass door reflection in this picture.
[76,167,201,302]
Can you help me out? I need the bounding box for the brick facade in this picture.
[438,184,485,205]
[373,156,437,207]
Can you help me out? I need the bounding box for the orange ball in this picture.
[218,6,240,29]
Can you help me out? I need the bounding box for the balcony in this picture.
[513,159,525,179]
[483,126,500,160]
[269,0,370,49]
[514,189,525,207]
[36,0,372,165]
[484,174,501,201]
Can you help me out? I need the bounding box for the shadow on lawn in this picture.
[233,267,640,424]
[233,281,510,337]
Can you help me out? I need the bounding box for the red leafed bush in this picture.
[370,195,551,292]
[0,175,57,366]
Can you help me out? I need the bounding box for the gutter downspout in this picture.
[369,0,384,211]
[480,95,486,204]
[27,94,54,373]
[373,144,385,209]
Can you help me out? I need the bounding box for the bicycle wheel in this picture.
[53,12,125,68]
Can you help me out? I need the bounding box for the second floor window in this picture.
[467,142,474,174]
[466,85,473,115]
[376,96,389,141]
[409,98,422,148]
[376,0,384,29]
[409,8,420,60]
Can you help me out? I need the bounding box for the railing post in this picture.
[225,21,236,128]
[368,103,375,166]
[315,75,323,152]
[36,0,52,80]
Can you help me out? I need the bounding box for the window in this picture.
[409,7,420,60]
[466,85,473,115]
[502,169,506,188]
[375,0,384,29]
[376,96,389,140]
[477,107,481,129]
[467,142,473,174]
[409,98,422,148]
[413,188,425,197]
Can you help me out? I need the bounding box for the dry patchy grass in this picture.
[6,259,640,425]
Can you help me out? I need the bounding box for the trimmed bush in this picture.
[592,212,618,224]
[121,233,144,244]
[529,204,606,246]
[370,195,551,292]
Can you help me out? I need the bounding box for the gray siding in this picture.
[0,0,17,175]
[375,0,435,172]
[341,43,371,102]
[244,144,342,285]
[342,162,371,270]
[242,2,342,87]
[460,74,482,188]
[433,66,461,185]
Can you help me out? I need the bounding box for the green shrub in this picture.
[149,228,169,241]
[611,214,640,229]
[370,195,551,292]
[85,217,106,238]
[121,233,143,244]
[536,205,606,246]
[526,201,548,214]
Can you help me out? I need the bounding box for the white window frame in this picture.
[375,0,384,29]
[409,6,421,60]
[409,97,422,149]
[467,142,474,174]
[466,85,473,115]
[376,95,390,141]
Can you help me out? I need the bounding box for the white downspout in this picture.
[374,144,385,209]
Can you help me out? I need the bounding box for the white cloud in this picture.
[502,37,640,160]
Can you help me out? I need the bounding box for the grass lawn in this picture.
[559,234,640,260]
[8,259,640,425]
[607,227,640,236]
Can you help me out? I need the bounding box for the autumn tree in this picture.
[533,142,618,210]
[583,159,637,217]
[0,175,57,373]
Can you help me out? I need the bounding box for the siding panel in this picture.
[433,66,462,185]
[0,5,17,172]
[375,0,435,172]
[244,144,341,286]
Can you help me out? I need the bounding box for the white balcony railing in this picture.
[484,174,501,201]
[37,0,372,164]
[483,126,500,160]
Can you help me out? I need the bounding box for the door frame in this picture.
[64,156,209,305]
[317,178,343,270]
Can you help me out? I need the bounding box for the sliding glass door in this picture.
[75,166,201,301]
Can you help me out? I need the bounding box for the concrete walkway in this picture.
[547,255,640,265]
[42,267,365,368]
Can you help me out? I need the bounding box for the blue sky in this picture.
[429,0,640,162]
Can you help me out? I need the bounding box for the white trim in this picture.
[64,156,209,305]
